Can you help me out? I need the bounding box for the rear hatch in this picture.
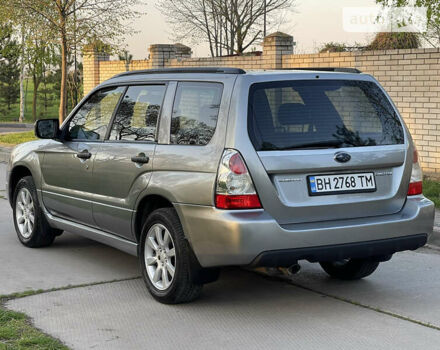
[248,78,409,224]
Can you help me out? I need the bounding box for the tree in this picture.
[66,61,82,111]
[118,50,133,71]
[26,36,58,120]
[158,0,294,56]
[0,10,29,122]
[0,24,20,112]
[18,25,26,123]
[376,0,440,47]
[366,32,420,50]
[39,72,56,116]
[1,0,143,123]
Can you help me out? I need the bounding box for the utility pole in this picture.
[73,0,78,106]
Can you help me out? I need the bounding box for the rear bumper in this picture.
[174,196,434,268]
[251,234,427,267]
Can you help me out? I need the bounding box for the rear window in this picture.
[248,80,404,151]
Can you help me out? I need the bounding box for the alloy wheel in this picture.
[15,188,35,239]
[144,223,176,290]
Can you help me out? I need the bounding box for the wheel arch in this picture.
[133,194,174,243]
[8,165,34,206]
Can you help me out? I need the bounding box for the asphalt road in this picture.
[0,124,33,134]
[0,128,26,134]
[2,163,440,349]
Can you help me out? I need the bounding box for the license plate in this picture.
[308,172,376,195]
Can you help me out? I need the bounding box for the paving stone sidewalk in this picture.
[1,161,440,349]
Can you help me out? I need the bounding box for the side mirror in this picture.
[35,119,59,139]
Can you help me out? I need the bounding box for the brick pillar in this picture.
[149,44,177,68]
[82,48,110,95]
[174,43,192,59]
[262,32,294,69]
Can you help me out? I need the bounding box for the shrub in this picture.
[319,42,347,53]
[366,32,420,50]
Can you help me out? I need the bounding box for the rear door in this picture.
[245,78,409,225]
[91,84,167,240]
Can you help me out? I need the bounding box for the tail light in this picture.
[215,149,262,209]
[408,148,423,196]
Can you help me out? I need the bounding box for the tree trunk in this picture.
[230,13,234,54]
[25,75,29,117]
[237,31,244,54]
[43,63,47,113]
[44,81,47,113]
[59,20,68,124]
[32,75,40,121]
[19,26,25,123]
[32,85,37,121]
[202,0,215,57]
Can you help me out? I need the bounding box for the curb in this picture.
[0,123,33,129]
[428,227,440,250]
[0,146,12,163]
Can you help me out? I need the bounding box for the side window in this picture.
[170,82,223,145]
[67,86,124,141]
[109,85,166,141]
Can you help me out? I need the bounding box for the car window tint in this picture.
[170,82,223,145]
[109,85,166,142]
[248,80,404,151]
[68,86,125,141]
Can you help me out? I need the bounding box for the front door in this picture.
[41,86,126,227]
[91,84,167,239]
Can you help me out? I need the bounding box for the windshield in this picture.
[248,80,404,151]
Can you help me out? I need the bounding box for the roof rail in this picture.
[113,67,246,78]
[285,67,362,74]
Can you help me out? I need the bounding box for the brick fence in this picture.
[83,32,440,177]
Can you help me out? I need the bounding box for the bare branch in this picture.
[158,0,295,56]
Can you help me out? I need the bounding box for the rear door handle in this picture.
[131,154,150,164]
[76,150,92,160]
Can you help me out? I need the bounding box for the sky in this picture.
[124,0,379,59]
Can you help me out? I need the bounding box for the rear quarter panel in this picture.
[134,74,237,208]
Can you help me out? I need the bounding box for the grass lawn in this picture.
[0,131,37,146]
[0,279,136,350]
[423,179,440,208]
[0,80,60,123]
[0,306,67,349]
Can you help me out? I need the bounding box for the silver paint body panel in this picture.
[175,196,434,266]
[7,70,435,267]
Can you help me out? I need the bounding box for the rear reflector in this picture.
[413,149,419,163]
[407,181,422,196]
[229,153,247,175]
[215,194,262,209]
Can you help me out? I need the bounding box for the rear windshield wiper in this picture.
[270,139,344,150]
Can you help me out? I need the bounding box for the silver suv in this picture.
[7,67,435,304]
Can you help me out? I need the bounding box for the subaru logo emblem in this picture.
[334,152,351,163]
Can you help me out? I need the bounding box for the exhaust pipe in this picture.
[287,263,301,275]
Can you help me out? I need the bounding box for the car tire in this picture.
[319,259,380,280]
[13,176,60,247]
[139,207,203,304]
